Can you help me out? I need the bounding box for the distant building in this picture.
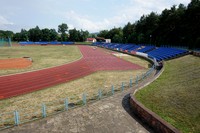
[105,39,111,43]
[95,37,111,43]
[86,38,96,43]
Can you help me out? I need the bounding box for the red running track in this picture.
[0,46,143,100]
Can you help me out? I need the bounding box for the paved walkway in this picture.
[1,90,153,133]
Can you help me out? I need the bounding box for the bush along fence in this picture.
[0,65,155,131]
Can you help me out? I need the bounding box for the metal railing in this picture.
[0,65,155,130]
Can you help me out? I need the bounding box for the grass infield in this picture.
[0,45,81,75]
[135,55,200,133]
[75,42,92,45]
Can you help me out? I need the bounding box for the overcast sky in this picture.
[0,0,191,33]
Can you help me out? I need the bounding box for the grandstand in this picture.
[147,47,188,61]
[92,43,189,62]
[137,46,155,53]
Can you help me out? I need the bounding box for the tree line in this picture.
[0,0,199,48]
[0,23,90,42]
[98,0,200,49]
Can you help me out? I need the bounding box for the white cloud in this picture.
[0,16,14,30]
[0,16,13,26]
[0,0,191,33]
[61,1,158,32]
[63,10,108,32]
[130,0,189,9]
[63,10,144,32]
[62,0,192,33]
[172,0,191,5]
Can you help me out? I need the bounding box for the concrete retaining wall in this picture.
[136,52,148,58]
[193,51,200,57]
[130,96,181,133]
[129,62,181,133]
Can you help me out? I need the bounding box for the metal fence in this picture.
[0,38,12,47]
[0,65,155,130]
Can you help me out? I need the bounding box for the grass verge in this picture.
[75,42,92,45]
[0,70,146,112]
[135,55,200,133]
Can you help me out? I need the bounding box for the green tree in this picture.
[58,23,68,41]
[68,29,89,42]
[123,22,135,43]
[20,29,29,41]
[69,28,79,41]
[184,0,200,49]
[98,30,109,38]
[79,30,89,42]
[28,26,41,41]
[113,34,123,43]
[41,28,50,41]
[49,29,58,41]
[135,12,159,44]
[107,27,123,43]
[0,30,14,39]
[13,29,28,41]
[13,33,20,41]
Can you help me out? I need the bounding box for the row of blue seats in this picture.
[93,43,137,51]
[121,45,136,51]
[147,47,188,61]
[137,46,155,53]
[92,42,188,61]
[93,43,153,53]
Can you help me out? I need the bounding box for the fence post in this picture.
[42,103,47,118]
[142,73,145,80]
[146,70,149,77]
[135,75,139,86]
[149,68,152,75]
[14,111,20,126]
[121,82,124,91]
[8,37,12,47]
[65,98,68,111]
[150,67,153,74]
[111,85,114,95]
[129,78,133,88]
[82,93,87,105]
[98,89,102,99]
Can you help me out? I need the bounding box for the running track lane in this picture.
[0,46,143,100]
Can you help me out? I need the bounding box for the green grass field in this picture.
[0,45,81,75]
[135,55,200,133]
[75,42,92,45]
